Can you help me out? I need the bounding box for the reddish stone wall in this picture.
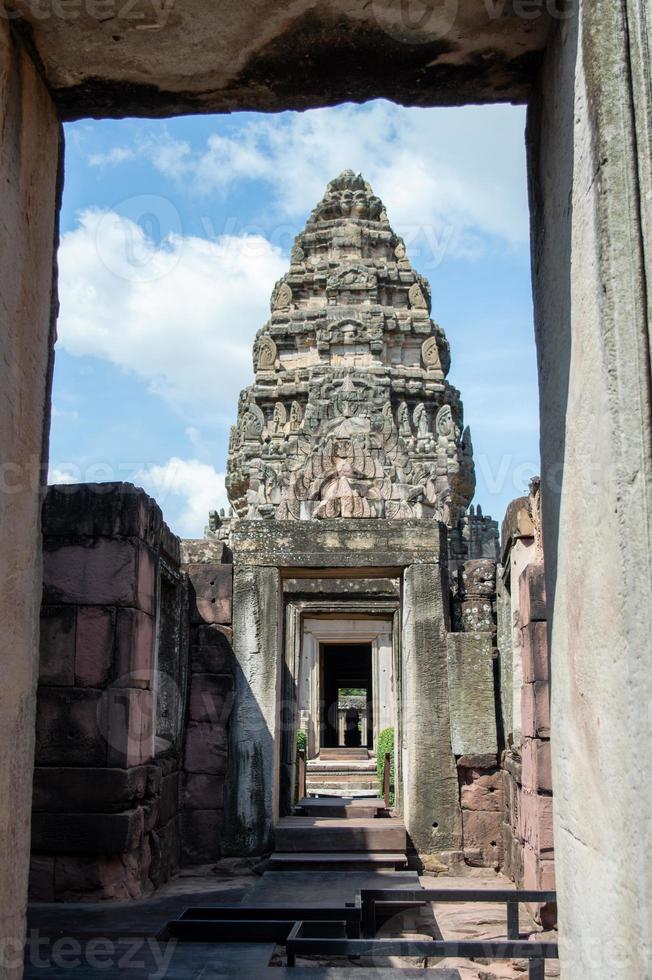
[450,558,504,870]
[30,484,185,901]
[502,561,555,926]
[180,541,234,864]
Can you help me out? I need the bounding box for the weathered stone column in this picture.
[528,2,652,974]
[0,22,61,977]
[222,564,280,855]
[401,563,461,855]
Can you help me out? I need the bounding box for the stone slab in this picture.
[31,809,144,854]
[446,633,498,757]
[32,766,149,813]
[232,520,443,568]
[245,869,421,907]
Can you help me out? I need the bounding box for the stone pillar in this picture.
[222,564,280,855]
[528,3,652,973]
[401,563,461,855]
[0,22,60,975]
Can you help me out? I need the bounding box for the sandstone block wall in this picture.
[180,539,234,864]
[502,560,555,926]
[30,484,185,901]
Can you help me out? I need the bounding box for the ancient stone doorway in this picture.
[320,642,373,750]
[297,616,395,764]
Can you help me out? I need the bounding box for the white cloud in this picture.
[88,146,134,167]
[48,466,79,484]
[135,457,228,537]
[56,209,287,417]
[150,102,528,254]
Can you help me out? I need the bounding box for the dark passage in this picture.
[321,643,372,750]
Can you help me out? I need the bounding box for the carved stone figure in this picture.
[271,281,292,311]
[257,335,277,372]
[408,282,428,310]
[421,336,442,372]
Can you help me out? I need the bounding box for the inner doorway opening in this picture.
[321,643,373,750]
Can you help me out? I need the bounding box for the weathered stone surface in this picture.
[191,634,234,674]
[182,773,225,811]
[75,606,114,687]
[43,538,139,608]
[402,563,461,853]
[32,808,144,854]
[460,771,503,812]
[501,496,534,558]
[39,606,76,686]
[105,687,154,768]
[233,518,443,568]
[181,537,226,565]
[32,766,149,812]
[462,810,503,867]
[446,632,498,757]
[186,562,233,625]
[519,791,554,854]
[521,680,550,739]
[222,565,280,855]
[0,23,61,959]
[457,753,497,770]
[42,483,163,544]
[13,3,551,121]
[521,738,552,794]
[521,620,549,683]
[35,688,107,767]
[518,562,547,626]
[52,850,149,901]
[28,855,55,903]
[180,809,222,864]
[115,607,155,683]
[283,576,400,597]
[188,673,235,725]
[158,772,180,826]
[184,722,228,774]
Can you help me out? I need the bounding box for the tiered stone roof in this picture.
[226,170,476,524]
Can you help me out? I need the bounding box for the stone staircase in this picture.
[270,795,407,871]
[306,748,379,798]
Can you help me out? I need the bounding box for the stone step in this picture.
[306,787,381,798]
[274,816,406,853]
[296,796,388,819]
[318,748,371,761]
[268,851,408,871]
[308,758,377,772]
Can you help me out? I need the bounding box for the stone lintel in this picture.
[283,576,400,598]
[232,519,444,568]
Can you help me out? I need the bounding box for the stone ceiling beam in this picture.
[8,1,553,120]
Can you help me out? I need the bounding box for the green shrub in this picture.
[376,727,395,806]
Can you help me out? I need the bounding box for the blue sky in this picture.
[50,100,540,537]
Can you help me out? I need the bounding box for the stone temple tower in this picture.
[226,169,478,531]
[221,172,500,861]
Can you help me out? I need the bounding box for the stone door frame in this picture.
[281,600,399,818]
[300,616,395,760]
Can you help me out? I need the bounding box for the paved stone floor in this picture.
[24,863,558,978]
